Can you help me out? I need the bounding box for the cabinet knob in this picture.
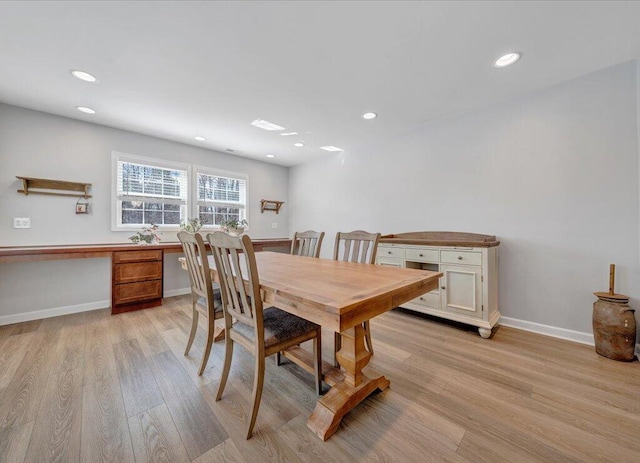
[441,286,446,290]
[419,253,423,257]
[388,251,392,254]
[457,256,463,260]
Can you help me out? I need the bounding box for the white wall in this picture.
[289,61,640,338]
[0,104,289,319]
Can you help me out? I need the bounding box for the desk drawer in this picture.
[114,261,162,284]
[113,280,162,305]
[440,250,481,266]
[406,248,439,262]
[114,249,162,264]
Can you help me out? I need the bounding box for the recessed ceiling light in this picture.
[194,136,206,141]
[251,119,285,131]
[266,154,276,158]
[76,106,95,114]
[320,146,343,152]
[294,142,304,147]
[280,132,298,136]
[362,112,377,120]
[494,52,521,68]
[70,70,97,82]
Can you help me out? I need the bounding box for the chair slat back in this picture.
[333,230,382,264]
[291,230,325,258]
[178,231,215,302]
[207,232,263,331]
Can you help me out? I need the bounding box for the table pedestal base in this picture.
[213,324,225,342]
[306,323,389,440]
[307,372,389,440]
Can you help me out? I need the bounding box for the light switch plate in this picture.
[13,217,31,228]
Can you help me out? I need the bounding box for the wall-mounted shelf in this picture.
[17,176,92,198]
[260,199,284,214]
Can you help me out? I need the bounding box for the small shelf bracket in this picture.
[16,176,92,198]
[260,199,284,214]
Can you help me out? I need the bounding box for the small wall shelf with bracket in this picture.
[260,199,284,214]
[17,176,92,198]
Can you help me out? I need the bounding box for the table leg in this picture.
[306,323,390,440]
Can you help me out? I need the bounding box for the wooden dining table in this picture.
[180,251,441,440]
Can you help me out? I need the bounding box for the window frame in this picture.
[192,165,250,231]
[111,151,191,231]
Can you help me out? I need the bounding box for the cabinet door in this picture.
[440,264,482,318]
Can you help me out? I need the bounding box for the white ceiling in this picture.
[1,1,640,167]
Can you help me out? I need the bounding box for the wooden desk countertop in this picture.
[0,238,292,263]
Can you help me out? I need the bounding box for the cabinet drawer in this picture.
[413,292,440,308]
[114,261,162,284]
[114,249,162,264]
[441,250,481,266]
[113,280,162,305]
[406,248,439,262]
[378,246,405,259]
[377,256,403,267]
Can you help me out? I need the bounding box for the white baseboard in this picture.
[0,300,110,326]
[0,288,192,327]
[500,316,595,346]
[164,288,190,298]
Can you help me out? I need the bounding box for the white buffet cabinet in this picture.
[376,232,500,338]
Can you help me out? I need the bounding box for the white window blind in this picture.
[195,168,247,226]
[113,153,189,228]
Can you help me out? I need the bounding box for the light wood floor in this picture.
[0,295,639,462]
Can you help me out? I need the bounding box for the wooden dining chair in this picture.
[207,231,322,439]
[178,231,224,376]
[333,230,382,363]
[290,230,325,258]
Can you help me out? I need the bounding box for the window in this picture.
[112,152,189,229]
[194,167,247,227]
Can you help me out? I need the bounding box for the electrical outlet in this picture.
[272,222,278,229]
[13,217,31,229]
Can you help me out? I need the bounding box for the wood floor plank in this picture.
[83,316,119,386]
[199,381,304,463]
[128,404,191,463]
[275,414,356,463]
[113,338,164,417]
[108,311,139,345]
[81,375,135,463]
[159,327,218,388]
[443,379,640,462]
[192,438,244,463]
[0,330,61,430]
[0,332,33,389]
[0,421,33,463]
[148,350,228,460]
[130,310,170,358]
[8,320,42,336]
[23,323,86,463]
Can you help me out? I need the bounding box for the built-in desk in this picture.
[0,239,291,314]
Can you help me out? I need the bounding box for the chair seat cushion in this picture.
[233,307,319,348]
[196,291,223,314]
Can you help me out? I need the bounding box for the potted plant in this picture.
[129,224,161,244]
[180,217,203,233]
[220,218,248,236]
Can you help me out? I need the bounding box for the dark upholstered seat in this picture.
[196,291,223,313]
[233,307,320,348]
